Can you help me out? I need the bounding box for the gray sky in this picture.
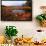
[2,1,27,6]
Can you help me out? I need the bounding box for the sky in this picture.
[2,1,27,6]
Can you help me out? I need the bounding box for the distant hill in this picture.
[1,5,6,7]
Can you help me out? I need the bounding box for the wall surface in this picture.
[0,0,46,42]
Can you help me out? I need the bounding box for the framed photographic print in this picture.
[1,0,32,21]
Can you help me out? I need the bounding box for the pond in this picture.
[12,10,25,13]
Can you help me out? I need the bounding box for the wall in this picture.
[0,0,46,42]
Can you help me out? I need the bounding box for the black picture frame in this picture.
[1,0,32,21]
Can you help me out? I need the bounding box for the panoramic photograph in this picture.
[1,1,32,21]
